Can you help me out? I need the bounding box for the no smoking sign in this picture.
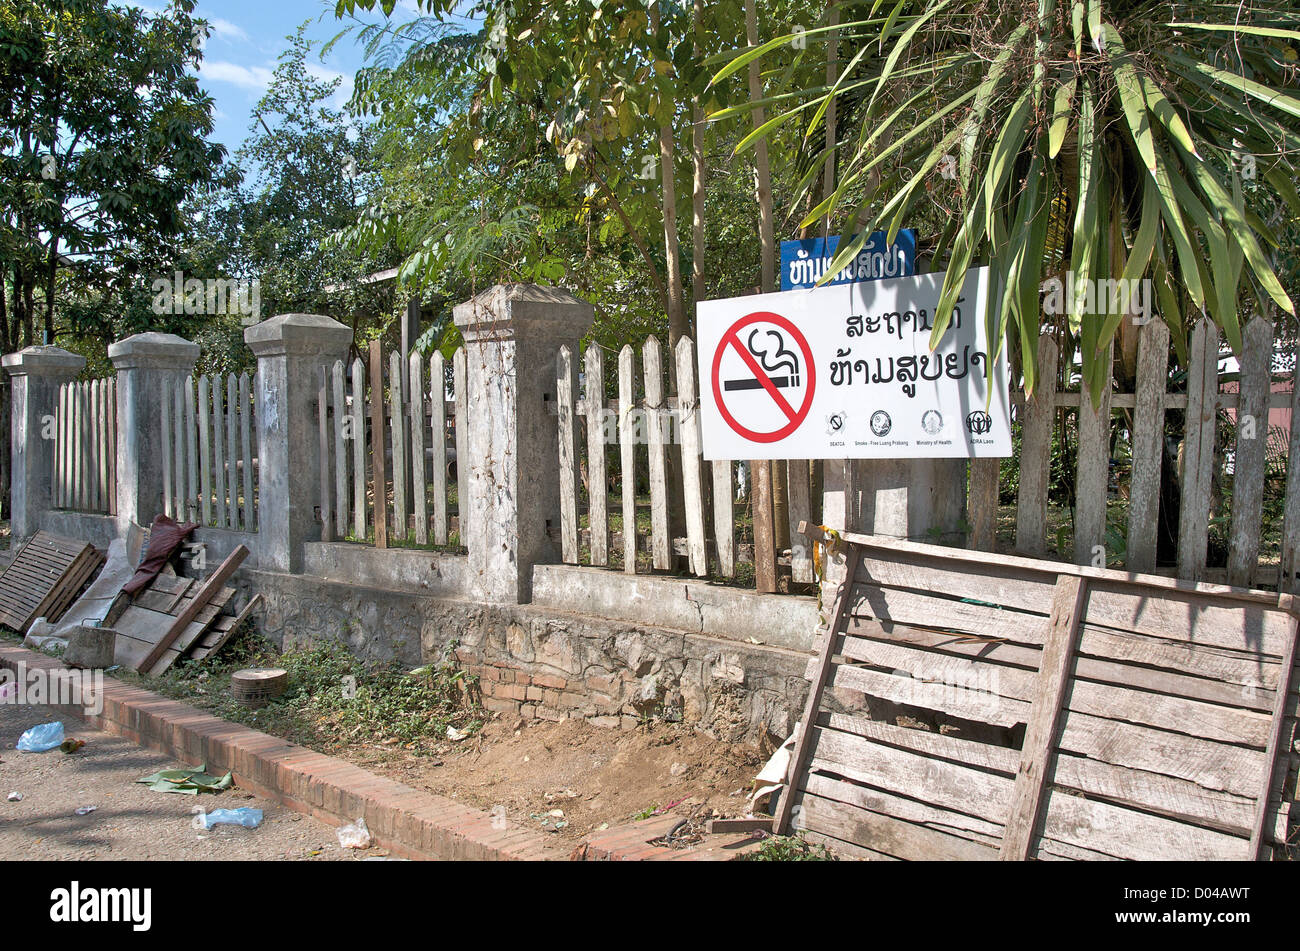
[710,312,816,444]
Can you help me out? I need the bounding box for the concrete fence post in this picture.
[2,346,85,541]
[245,314,352,573]
[453,284,594,603]
[107,333,200,533]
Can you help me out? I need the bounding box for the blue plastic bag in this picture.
[16,721,64,753]
[199,808,263,829]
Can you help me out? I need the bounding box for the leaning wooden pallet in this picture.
[106,545,249,676]
[780,527,1300,862]
[0,532,104,634]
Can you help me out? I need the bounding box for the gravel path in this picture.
[0,700,375,861]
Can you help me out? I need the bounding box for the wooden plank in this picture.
[967,458,999,552]
[351,358,366,540]
[1001,575,1086,859]
[1127,319,1170,572]
[369,340,388,548]
[189,594,263,662]
[408,353,428,545]
[618,345,637,574]
[557,344,580,564]
[1227,318,1273,588]
[1250,606,1300,858]
[161,378,173,519]
[752,460,777,592]
[775,544,862,834]
[674,337,707,576]
[643,336,670,570]
[389,351,407,540]
[136,545,248,674]
[585,345,608,566]
[787,460,813,582]
[1015,335,1059,556]
[107,378,117,515]
[1074,350,1112,566]
[225,374,239,530]
[70,382,82,510]
[1280,336,1300,595]
[453,347,469,543]
[184,377,199,523]
[53,383,65,508]
[212,374,227,528]
[175,380,188,523]
[318,366,332,543]
[1178,318,1219,581]
[712,461,735,577]
[331,361,348,538]
[793,790,997,861]
[196,376,211,525]
[429,353,449,545]
[239,373,254,530]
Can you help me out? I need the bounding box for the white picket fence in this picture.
[316,343,468,546]
[160,372,259,531]
[555,334,818,583]
[54,377,116,515]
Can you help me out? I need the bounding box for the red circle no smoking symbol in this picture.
[711,311,816,443]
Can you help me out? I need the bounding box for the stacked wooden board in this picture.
[0,532,105,634]
[105,545,252,676]
[780,529,1300,861]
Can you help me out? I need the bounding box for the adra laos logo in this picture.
[49,882,152,932]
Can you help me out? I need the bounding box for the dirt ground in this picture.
[344,716,769,841]
[0,701,374,861]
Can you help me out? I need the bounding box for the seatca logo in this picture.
[49,882,151,932]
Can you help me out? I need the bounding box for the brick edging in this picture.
[0,645,566,861]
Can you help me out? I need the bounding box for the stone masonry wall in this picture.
[246,568,811,746]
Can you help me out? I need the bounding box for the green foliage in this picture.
[742,833,838,861]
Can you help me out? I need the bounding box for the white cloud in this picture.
[306,62,356,108]
[208,18,250,42]
[200,60,275,91]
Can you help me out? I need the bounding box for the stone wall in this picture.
[247,567,811,746]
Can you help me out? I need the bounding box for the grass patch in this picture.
[116,625,482,756]
[742,834,838,862]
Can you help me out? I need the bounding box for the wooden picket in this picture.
[53,376,116,515]
[160,373,258,530]
[314,342,463,549]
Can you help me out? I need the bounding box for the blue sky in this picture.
[131,1,481,155]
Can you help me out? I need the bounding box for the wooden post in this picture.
[1178,319,1219,582]
[1127,319,1170,572]
[585,345,609,566]
[1016,335,1058,556]
[1227,318,1273,588]
[369,339,388,548]
[752,460,777,592]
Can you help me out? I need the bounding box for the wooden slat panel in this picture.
[430,353,449,545]
[408,353,428,545]
[1250,609,1300,858]
[1015,335,1058,556]
[107,378,117,515]
[674,337,707,576]
[712,461,735,577]
[185,377,199,523]
[332,361,348,538]
[793,790,997,861]
[1074,353,1112,566]
[584,345,608,566]
[388,351,407,541]
[240,372,254,530]
[318,366,332,543]
[351,358,366,540]
[226,374,239,530]
[197,376,212,525]
[643,336,670,570]
[1178,318,1219,581]
[1001,576,1086,859]
[788,460,813,582]
[212,374,227,528]
[1127,319,1170,572]
[369,341,388,548]
[557,344,579,564]
[161,378,173,518]
[1227,318,1273,588]
[618,345,637,574]
[453,347,469,542]
[174,380,188,523]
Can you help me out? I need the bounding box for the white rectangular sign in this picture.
[695,266,1011,460]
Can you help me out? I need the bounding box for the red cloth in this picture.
[121,515,198,596]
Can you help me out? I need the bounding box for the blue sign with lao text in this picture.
[780,230,916,291]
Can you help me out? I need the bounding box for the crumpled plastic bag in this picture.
[337,817,372,849]
[199,808,263,829]
[16,721,65,753]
